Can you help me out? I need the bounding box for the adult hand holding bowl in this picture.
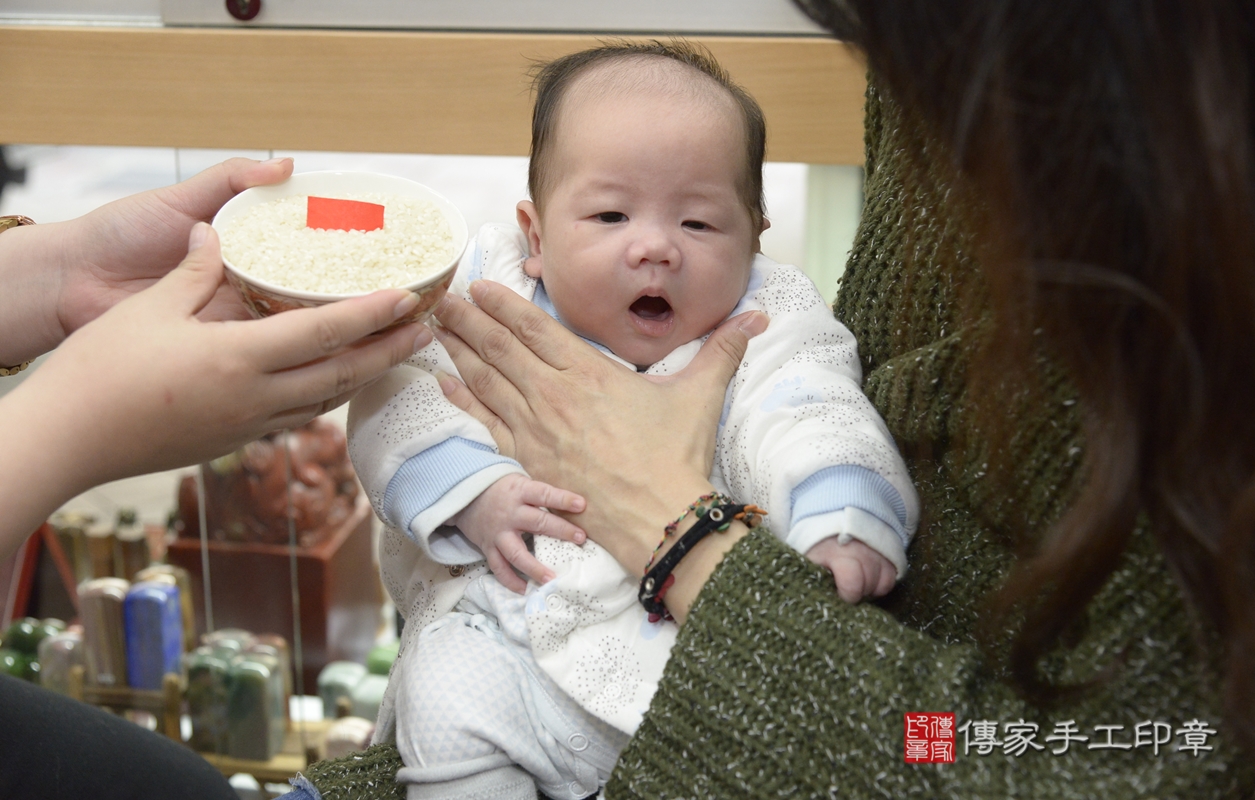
[212,171,468,329]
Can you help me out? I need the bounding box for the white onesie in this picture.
[347,223,920,795]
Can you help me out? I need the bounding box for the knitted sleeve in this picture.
[605,525,1242,799]
[301,743,406,800]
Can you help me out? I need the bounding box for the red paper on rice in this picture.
[306,196,385,232]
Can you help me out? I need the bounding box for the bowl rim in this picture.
[211,170,468,302]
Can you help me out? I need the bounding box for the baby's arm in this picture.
[805,535,896,604]
[450,474,587,593]
[714,262,920,594]
[348,225,551,566]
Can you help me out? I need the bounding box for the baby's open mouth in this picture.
[630,295,672,321]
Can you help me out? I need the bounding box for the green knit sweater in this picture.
[306,84,1248,800]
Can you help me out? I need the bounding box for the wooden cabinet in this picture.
[167,496,381,691]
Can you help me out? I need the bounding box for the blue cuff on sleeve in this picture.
[789,465,909,547]
[382,437,519,534]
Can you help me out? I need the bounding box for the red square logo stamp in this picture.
[905,713,956,763]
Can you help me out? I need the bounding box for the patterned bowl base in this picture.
[225,271,453,332]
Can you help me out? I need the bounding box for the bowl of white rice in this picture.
[212,171,468,327]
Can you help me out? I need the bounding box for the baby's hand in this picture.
[449,474,586,593]
[805,536,896,604]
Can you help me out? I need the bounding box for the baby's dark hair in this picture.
[528,40,767,227]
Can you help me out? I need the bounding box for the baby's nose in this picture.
[627,224,680,268]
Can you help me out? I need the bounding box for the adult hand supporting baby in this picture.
[0,222,430,556]
[434,279,767,622]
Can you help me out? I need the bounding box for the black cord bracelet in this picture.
[638,502,764,622]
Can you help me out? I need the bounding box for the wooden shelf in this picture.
[199,719,333,784]
[0,26,865,164]
[68,665,183,741]
[69,661,332,783]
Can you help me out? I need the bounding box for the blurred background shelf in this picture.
[199,719,332,784]
[68,665,183,740]
[167,495,380,692]
[0,25,865,165]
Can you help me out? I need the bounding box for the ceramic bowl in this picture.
[211,171,468,328]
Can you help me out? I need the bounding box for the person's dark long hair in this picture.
[795,0,1255,752]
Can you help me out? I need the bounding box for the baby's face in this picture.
[519,88,759,369]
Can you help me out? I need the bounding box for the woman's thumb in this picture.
[157,222,226,315]
[684,310,768,390]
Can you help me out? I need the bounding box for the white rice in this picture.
[218,192,455,294]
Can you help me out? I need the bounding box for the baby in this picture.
[348,41,918,800]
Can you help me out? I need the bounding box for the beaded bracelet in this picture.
[639,501,766,622]
[0,360,32,377]
[643,491,728,574]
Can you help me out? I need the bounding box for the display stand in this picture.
[68,664,182,741]
[198,719,333,784]
[167,495,380,690]
[69,666,333,783]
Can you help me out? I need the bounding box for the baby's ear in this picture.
[516,201,544,279]
[753,214,771,254]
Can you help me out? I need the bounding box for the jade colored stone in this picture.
[1,618,40,656]
[0,648,30,680]
[36,618,67,643]
[186,646,230,754]
[226,652,285,761]
[349,673,389,721]
[366,641,399,675]
[38,630,84,696]
[318,661,366,719]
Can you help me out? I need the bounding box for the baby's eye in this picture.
[682,220,711,230]
[596,212,626,223]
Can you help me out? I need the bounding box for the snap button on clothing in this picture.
[567,733,589,751]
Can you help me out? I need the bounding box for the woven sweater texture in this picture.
[305,83,1249,800]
